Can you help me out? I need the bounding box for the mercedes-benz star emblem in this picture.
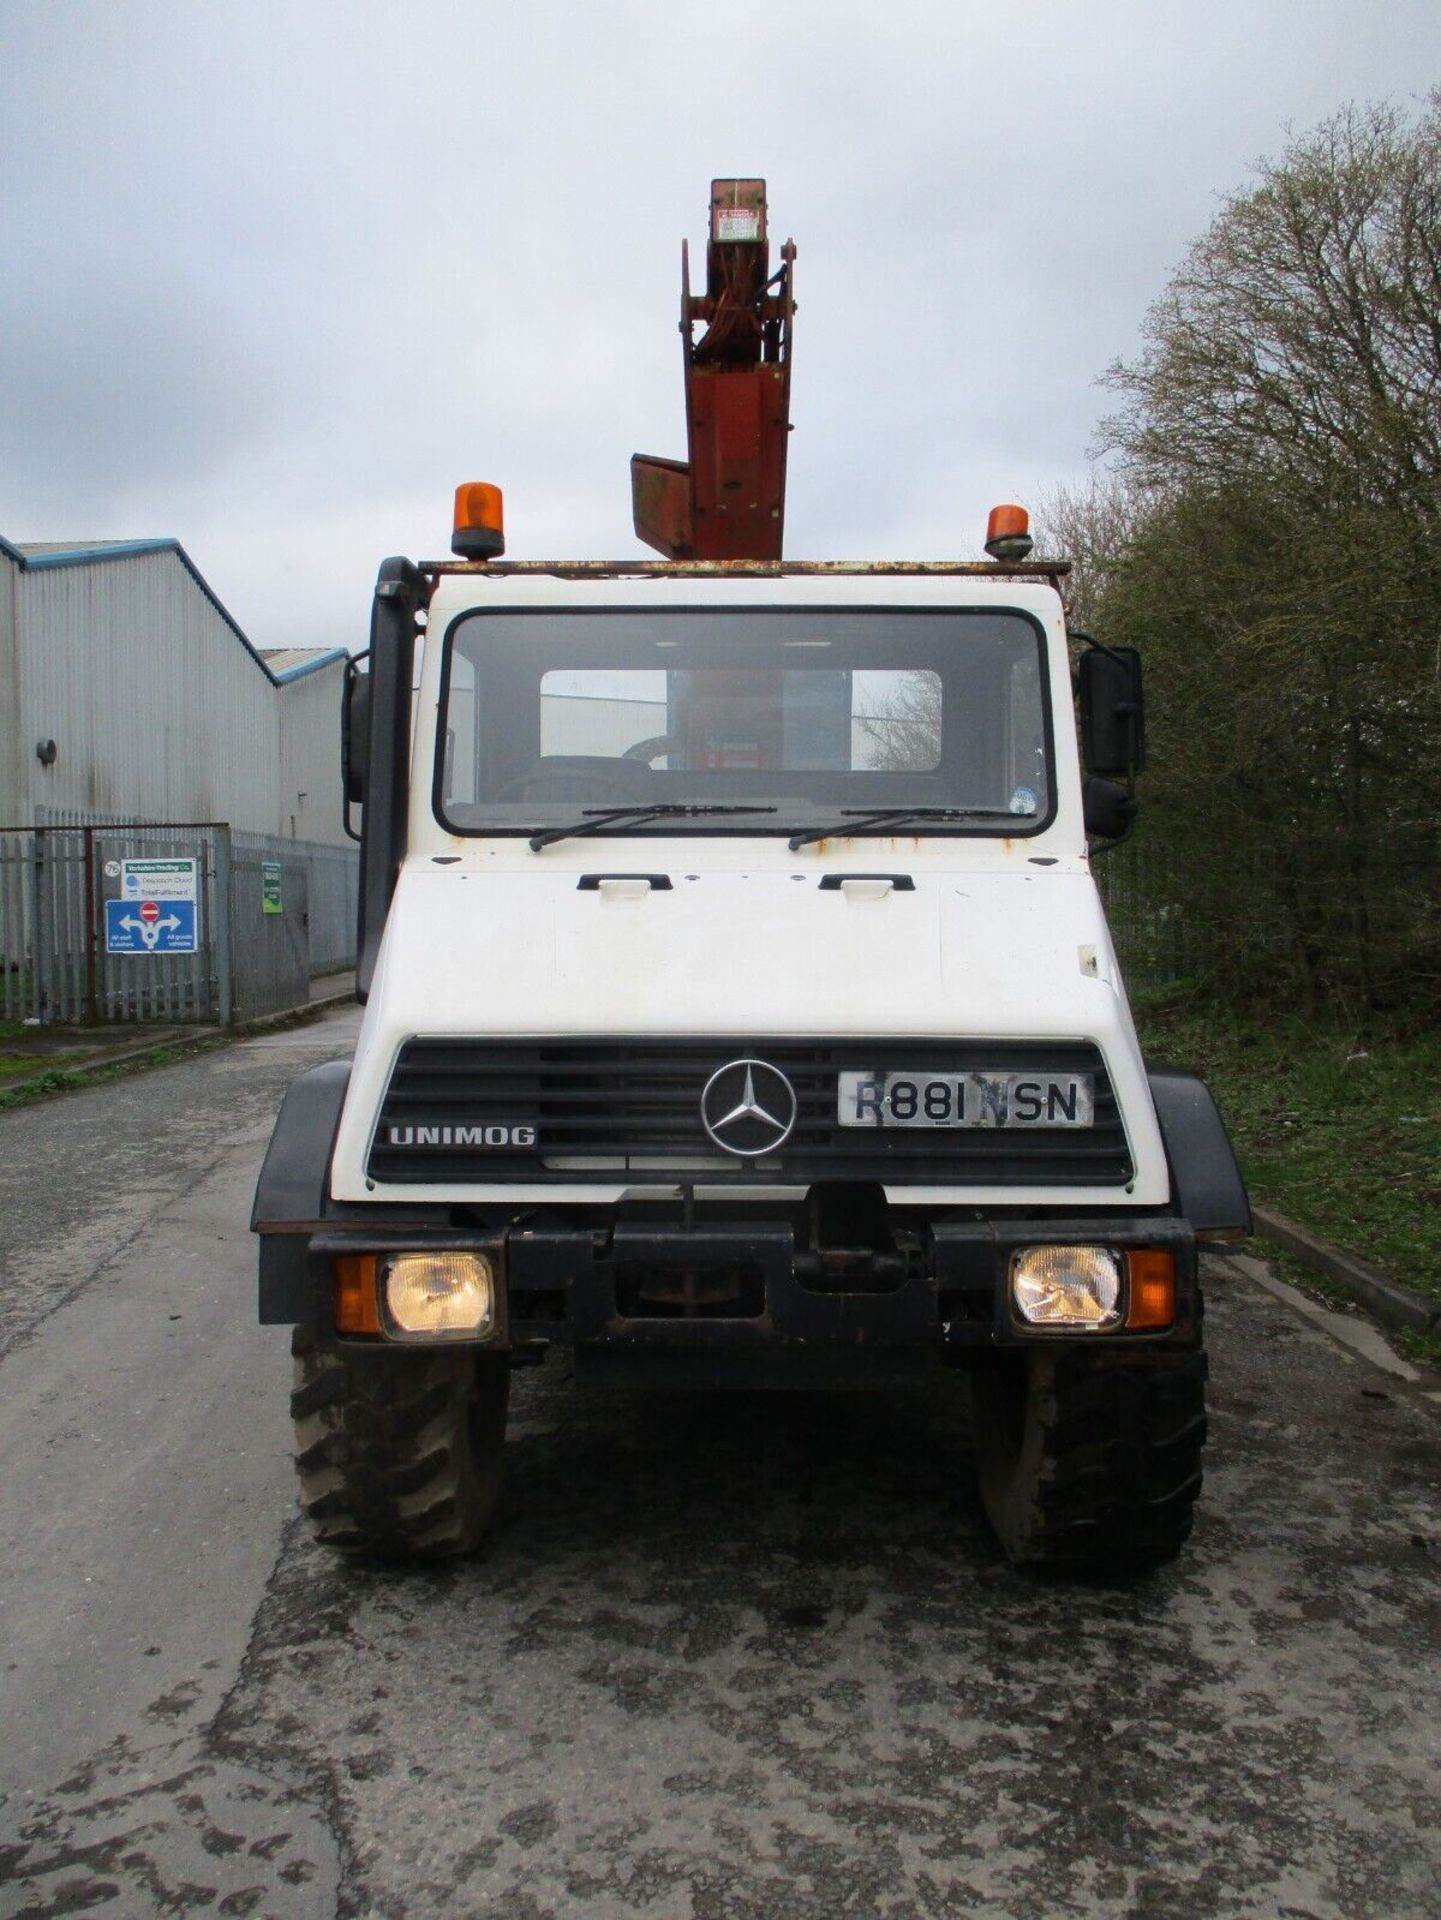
[700,1058,798,1158]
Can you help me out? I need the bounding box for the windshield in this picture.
[435,609,1052,838]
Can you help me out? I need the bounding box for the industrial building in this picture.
[0,534,349,842]
[0,534,359,1025]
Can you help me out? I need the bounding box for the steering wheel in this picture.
[491,763,651,803]
[622,734,682,764]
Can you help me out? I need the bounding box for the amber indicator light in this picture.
[333,1254,382,1335]
[1125,1250,1176,1329]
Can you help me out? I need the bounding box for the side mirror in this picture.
[1078,645,1145,778]
[1083,776,1137,840]
[342,652,371,808]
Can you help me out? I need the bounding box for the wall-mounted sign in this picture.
[106,858,199,953]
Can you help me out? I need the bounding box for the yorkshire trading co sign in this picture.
[104,858,199,955]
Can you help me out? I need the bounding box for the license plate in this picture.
[837,1070,1094,1129]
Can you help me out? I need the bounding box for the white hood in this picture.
[330,856,1169,1207]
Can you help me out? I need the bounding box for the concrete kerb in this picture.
[1247,1204,1441,1336]
[1224,1251,1425,1384]
[0,987,357,1101]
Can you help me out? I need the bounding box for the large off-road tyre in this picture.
[290,1328,510,1560]
[972,1349,1207,1573]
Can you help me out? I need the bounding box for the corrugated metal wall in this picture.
[0,550,21,824]
[12,548,347,842]
[277,663,348,847]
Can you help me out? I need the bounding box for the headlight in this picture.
[382,1251,497,1339]
[1010,1245,1122,1329]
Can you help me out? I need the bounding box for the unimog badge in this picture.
[385,1123,537,1148]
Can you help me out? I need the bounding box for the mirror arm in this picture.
[1070,628,1130,669]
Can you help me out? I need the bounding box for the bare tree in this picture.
[854,671,942,771]
[1076,95,1441,1016]
[1032,472,1145,635]
[1100,94,1441,513]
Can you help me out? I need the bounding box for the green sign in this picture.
[261,862,283,915]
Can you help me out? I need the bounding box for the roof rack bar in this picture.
[420,558,1071,580]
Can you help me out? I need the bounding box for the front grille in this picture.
[367,1039,1133,1188]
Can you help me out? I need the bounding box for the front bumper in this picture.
[261,1212,1200,1381]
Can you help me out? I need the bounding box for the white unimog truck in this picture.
[252,182,1248,1573]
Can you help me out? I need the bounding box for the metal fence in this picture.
[293,838,361,974]
[1094,838,1198,995]
[229,836,310,1022]
[0,821,357,1026]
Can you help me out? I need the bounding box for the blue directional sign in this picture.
[105,897,198,955]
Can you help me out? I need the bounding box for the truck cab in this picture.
[253,544,1248,1571]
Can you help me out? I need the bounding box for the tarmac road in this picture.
[0,1009,1438,1919]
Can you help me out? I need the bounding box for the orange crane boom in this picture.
[631,179,796,562]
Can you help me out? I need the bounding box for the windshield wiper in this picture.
[786,806,1010,851]
[529,804,776,853]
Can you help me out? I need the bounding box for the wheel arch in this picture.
[1147,1065,1251,1238]
[252,1059,351,1322]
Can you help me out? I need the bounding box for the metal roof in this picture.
[259,646,348,682]
[0,533,344,685]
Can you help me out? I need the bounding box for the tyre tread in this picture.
[975,1346,1208,1573]
[289,1330,508,1560]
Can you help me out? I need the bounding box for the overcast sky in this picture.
[2,1,1438,652]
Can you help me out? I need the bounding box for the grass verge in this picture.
[0,1038,229,1109]
[0,992,349,1110]
[1135,991,1441,1312]
[0,1052,77,1084]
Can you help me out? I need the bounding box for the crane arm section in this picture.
[631,179,796,563]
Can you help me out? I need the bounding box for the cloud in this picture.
[1,0,1438,646]
[0,248,282,517]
